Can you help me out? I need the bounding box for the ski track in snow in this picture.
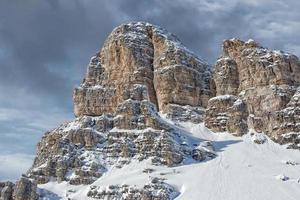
[38,119,300,200]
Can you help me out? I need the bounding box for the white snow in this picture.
[245,39,255,44]
[233,98,243,106]
[250,131,267,144]
[109,127,158,134]
[38,120,300,200]
[209,94,236,101]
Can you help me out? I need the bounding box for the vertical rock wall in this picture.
[206,38,300,148]
[73,22,213,117]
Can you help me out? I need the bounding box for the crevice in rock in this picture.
[149,29,160,112]
[288,61,293,73]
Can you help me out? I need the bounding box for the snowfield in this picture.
[38,119,300,200]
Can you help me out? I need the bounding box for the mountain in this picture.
[1,22,300,200]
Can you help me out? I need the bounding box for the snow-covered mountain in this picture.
[39,120,300,200]
[1,22,300,200]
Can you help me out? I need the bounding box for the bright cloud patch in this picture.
[0,153,34,182]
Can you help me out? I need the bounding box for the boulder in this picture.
[12,176,37,200]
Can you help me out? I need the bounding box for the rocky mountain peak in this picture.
[2,22,300,200]
[206,38,300,146]
[73,22,213,118]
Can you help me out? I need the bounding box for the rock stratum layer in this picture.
[2,22,300,200]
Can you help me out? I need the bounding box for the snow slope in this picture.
[38,118,300,200]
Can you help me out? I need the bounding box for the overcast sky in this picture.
[0,0,299,181]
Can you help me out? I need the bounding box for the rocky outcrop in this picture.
[73,22,213,117]
[222,39,300,90]
[0,176,37,200]
[192,141,216,161]
[87,178,178,200]
[205,95,237,132]
[206,38,300,148]
[205,95,248,136]
[0,181,14,200]
[213,57,239,96]
[25,22,217,190]
[271,87,300,148]
[12,176,38,200]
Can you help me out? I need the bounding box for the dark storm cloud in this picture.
[0,0,299,181]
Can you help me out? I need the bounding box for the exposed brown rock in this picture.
[163,104,205,123]
[214,57,239,96]
[73,22,213,117]
[222,39,300,90]
[226,98,248,136]
[205,95,248,135]
[12,176,37,200]
[0,176,37,200]
[208,38,300,147]
[205,95,238,132]
[270,87,300,148]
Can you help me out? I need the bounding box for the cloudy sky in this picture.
[0,0,299,181]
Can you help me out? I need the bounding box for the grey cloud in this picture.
[113,0,300,61]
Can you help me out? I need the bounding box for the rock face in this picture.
[73,22,213,117]
[27,22,215,188]
[205,95,248,136]
[0,181,14,200]
[272,87,300,148]
[206,38,300,148]
[0,176,37,200]
[12,177,38,200]
[164,104,205,123]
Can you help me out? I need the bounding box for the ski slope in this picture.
[39,121,300,200]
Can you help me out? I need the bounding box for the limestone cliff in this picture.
[73,22,213,117]
[205,38,300,148]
